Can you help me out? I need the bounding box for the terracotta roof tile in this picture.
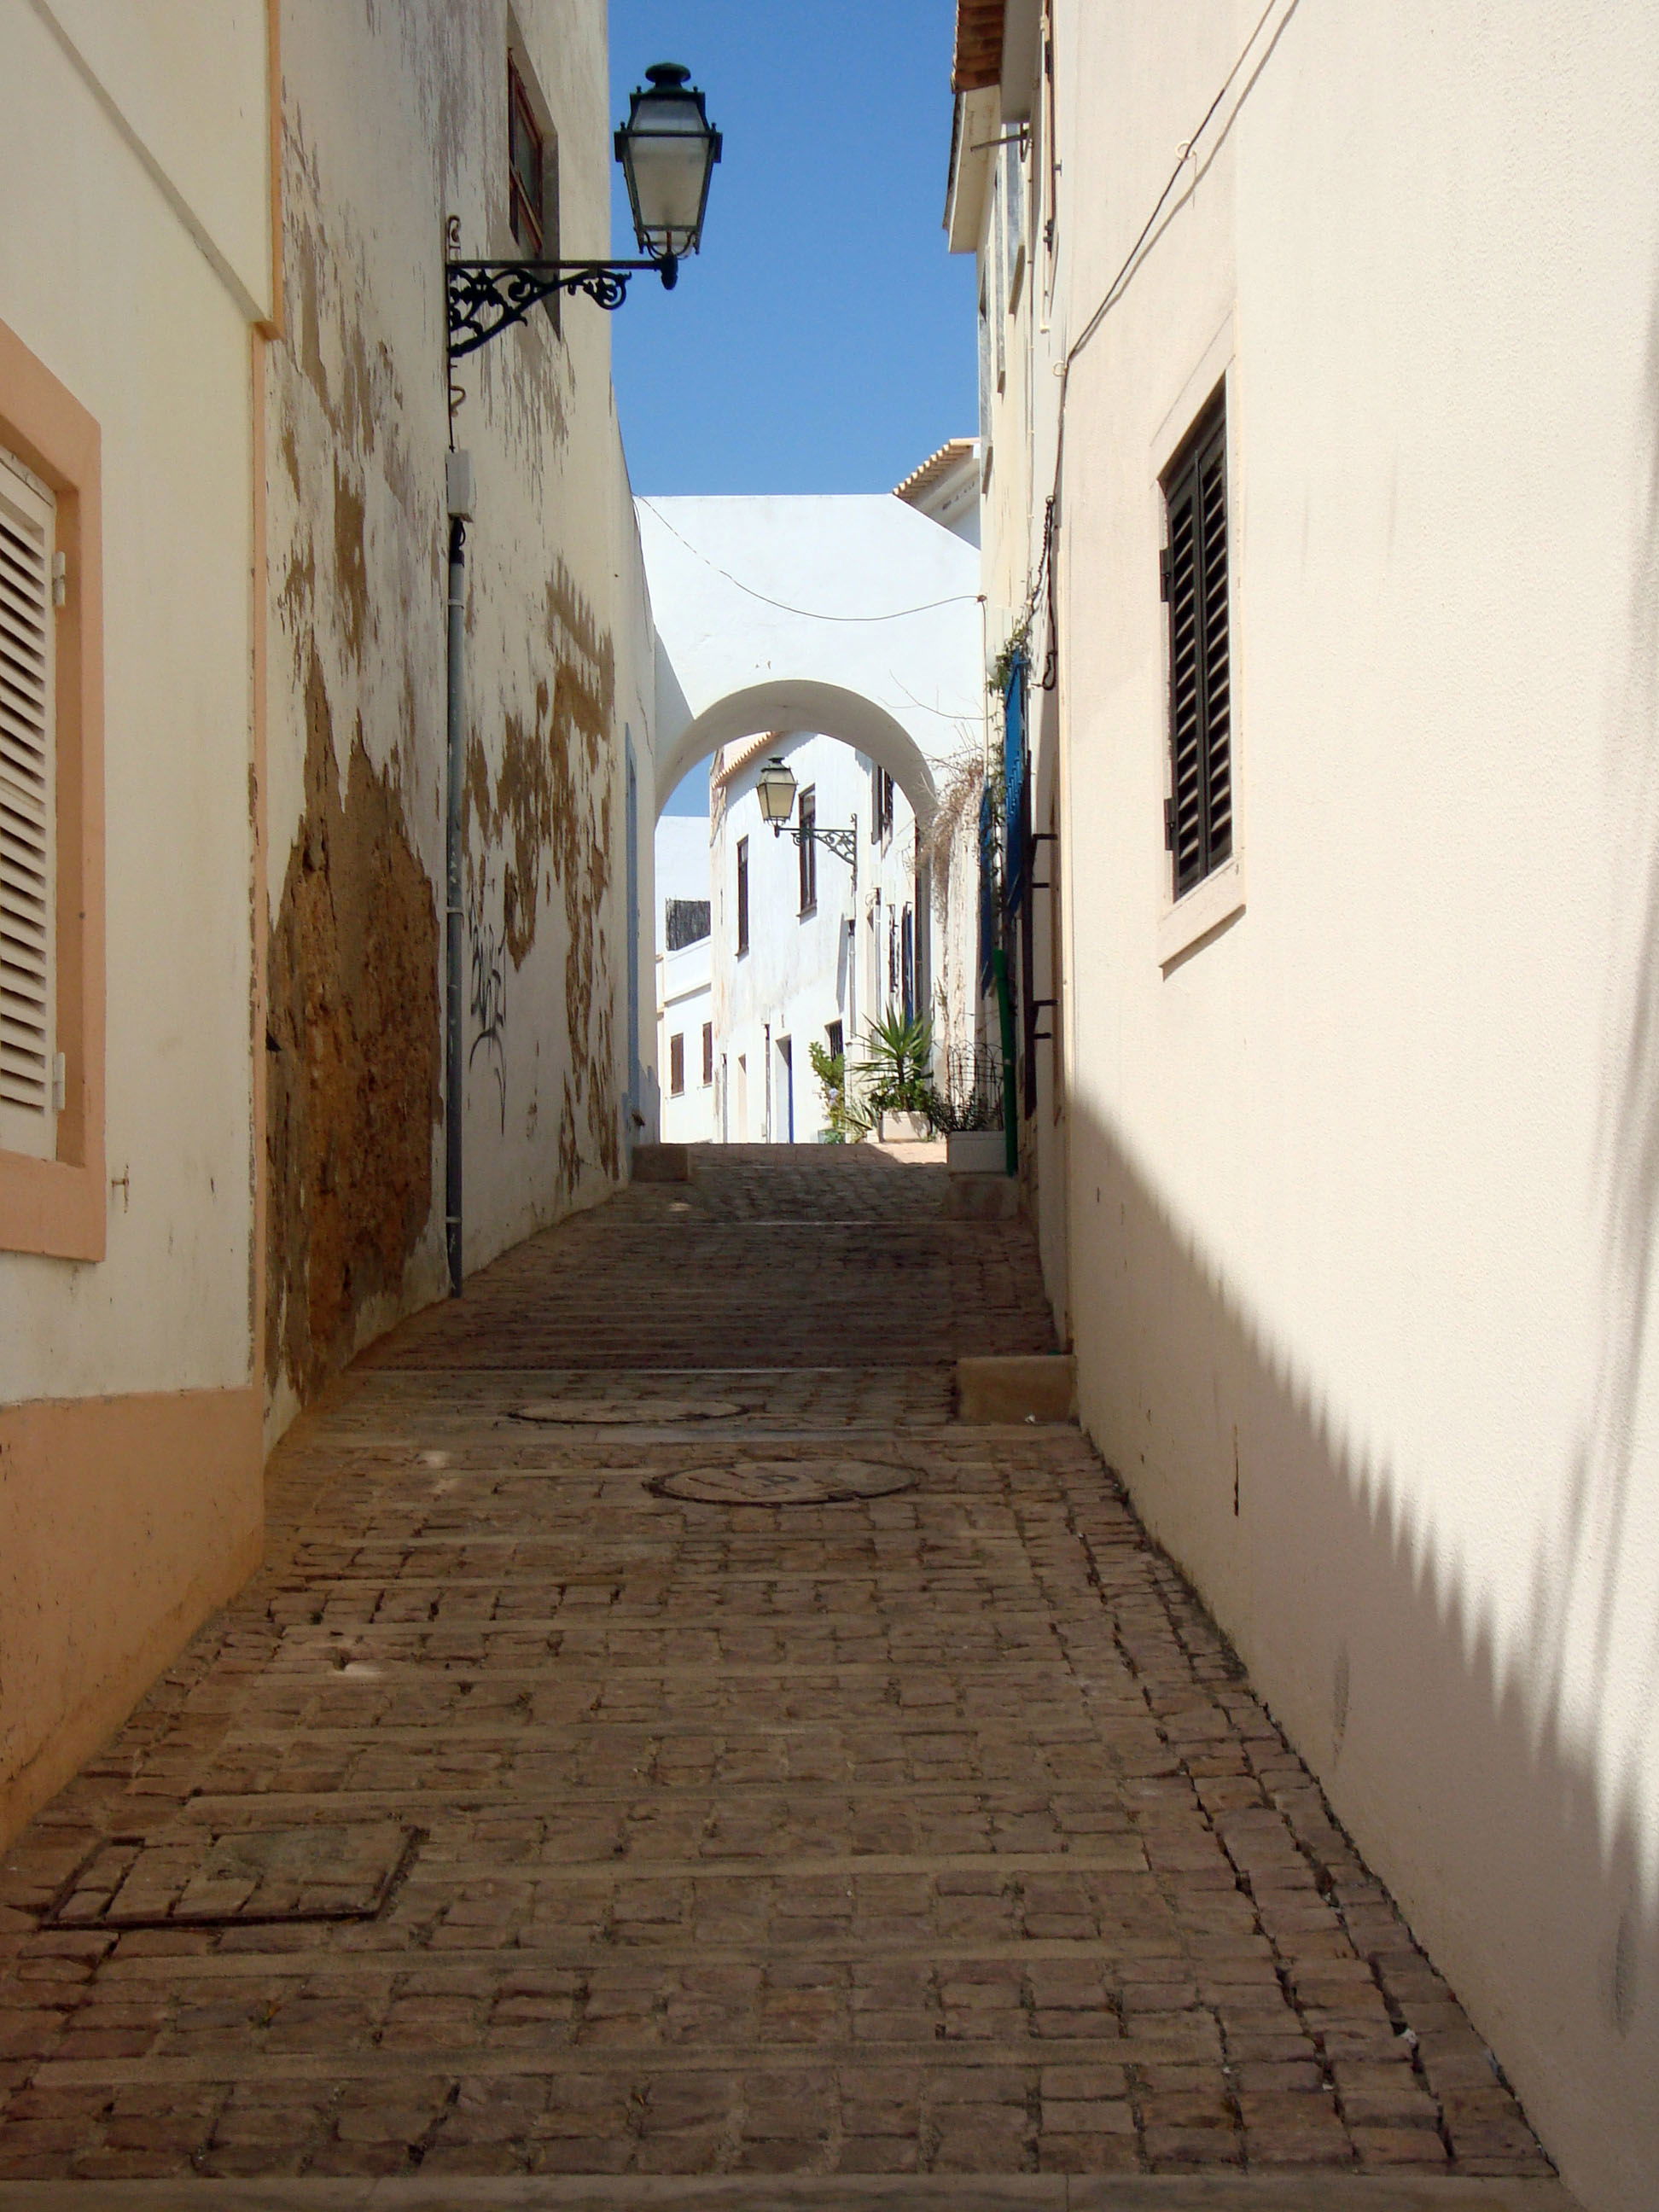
[952,0,1005,92]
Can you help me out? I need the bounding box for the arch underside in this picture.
[655,679,941,826]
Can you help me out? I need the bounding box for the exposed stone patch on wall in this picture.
[331,462,370,660]
[463,559,620,1193]
[265,96,448,1412]
[265,654,440,1404]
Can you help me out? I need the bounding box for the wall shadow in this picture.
[1065,1096,1659,2209]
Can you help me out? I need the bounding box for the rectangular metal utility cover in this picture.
[46,1822,415,1929]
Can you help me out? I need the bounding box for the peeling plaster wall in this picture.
[265,0,649,1429]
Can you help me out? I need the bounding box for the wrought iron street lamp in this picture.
[440,64,717,1296]
[755,756,858,868]
[446,62,721,357]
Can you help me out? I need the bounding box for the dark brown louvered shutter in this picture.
[1162,400,1231,899]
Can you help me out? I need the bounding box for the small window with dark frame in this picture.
[735,835,749,956]
[669,1032,685,1096]
[508,61,545,254]
[701,1022,713,1086]
[798,788,817,913]
[1161,394,1231,899]
[825,1019,843,1062]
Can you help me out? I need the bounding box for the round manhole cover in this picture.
[512,1399,745,1425]
[650,1458,918,1506]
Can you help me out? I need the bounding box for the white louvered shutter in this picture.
[0,448,56,1159]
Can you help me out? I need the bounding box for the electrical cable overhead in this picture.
[638,499,982,624]
[1012,0,1295,666]
[1062,0,1284,375]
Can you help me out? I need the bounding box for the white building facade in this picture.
[949,4,1659,2203]
[709,734,923,1144]
[654,814,713,1144]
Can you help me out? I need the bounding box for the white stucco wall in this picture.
[27,0,272,323]
[0,0,266,1402]
[972,4,1659,2202]
[0,0,271,1845]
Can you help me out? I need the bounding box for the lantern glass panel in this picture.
[618,65,719,259]
[755,760,797,825]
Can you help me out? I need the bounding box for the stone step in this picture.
[0,2170,1585,2209]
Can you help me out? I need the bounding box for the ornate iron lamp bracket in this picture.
[776,823,858,868]
[446,253,678,358]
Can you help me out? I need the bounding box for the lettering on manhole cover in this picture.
[512,1398,745,1424]
[649,1459,919,1506]
[45,1822,417,1930]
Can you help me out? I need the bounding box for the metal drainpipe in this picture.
[444,451,473,1295]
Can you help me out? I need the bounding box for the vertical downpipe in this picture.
[445,451,473,1295]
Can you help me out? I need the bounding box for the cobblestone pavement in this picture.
[0,1150,1558,2195]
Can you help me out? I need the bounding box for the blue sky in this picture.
[608,3,975,498]
[609,8,976,812]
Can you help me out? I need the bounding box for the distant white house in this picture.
[893,436,981,546]
[710,735,924,1144]
[653,816,714,1143]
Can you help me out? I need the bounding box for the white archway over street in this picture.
[640,495,982,820]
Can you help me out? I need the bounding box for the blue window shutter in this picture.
[1003,651,1028,913]
[978,784,998,991]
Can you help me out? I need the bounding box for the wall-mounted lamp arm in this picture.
[446,254,678,357]
[772,822,858,869]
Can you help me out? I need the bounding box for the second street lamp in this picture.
[446,61,721,356]
[755,756,858,870]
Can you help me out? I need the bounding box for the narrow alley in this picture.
[0,1151,1563,2201]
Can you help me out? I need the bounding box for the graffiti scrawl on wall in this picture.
[468,878,509,1132]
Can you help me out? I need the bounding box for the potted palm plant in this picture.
[852,1010,942,1140]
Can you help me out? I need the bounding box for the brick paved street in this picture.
[0,1150,1565,2203]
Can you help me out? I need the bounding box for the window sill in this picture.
[0,1150,106,1260]
[1158,858,1245,971]
[798,903,818,921]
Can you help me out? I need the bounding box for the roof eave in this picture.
[952,0,1006,92]
[945,85,998,253]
